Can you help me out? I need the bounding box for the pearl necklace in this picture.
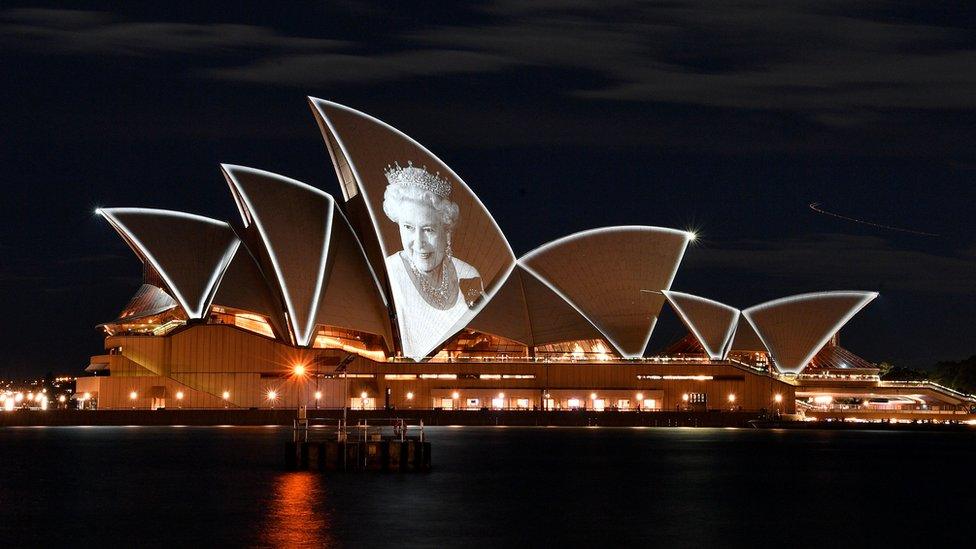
[409,259,454,309]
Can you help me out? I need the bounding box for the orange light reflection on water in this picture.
[260,472,334,547]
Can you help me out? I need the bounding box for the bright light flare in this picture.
[774,393,783,403]
[266,390,278,401]
[451,392,460,399]
[314,391,322,400]
[727,393,736,402]
[222,391,230,400]
[293,364,306,376]
[129,391,138,400]
[406,392,414,400]
[175,391,184,400]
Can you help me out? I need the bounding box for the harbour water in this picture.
[1,426,973,547]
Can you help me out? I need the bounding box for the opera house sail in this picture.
[80,97,969,418]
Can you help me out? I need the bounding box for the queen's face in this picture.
[397,199,448,273]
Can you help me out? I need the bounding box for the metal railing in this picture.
[877,380,976,401]
[294,409,425,443]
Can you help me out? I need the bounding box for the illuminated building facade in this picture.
[78,98,974,417]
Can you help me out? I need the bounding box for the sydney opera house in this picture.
[78,98,975,418]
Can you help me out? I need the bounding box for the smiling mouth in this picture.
[416,252,431,260]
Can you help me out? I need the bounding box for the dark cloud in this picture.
[204,49,512,85]
[683,233,976,297]
[416,1,976,113]
[0,8,345,56]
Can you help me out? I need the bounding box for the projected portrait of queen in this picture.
[383,162,484,358]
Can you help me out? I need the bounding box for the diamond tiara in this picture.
[384,161,452,198]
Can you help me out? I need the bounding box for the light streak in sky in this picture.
[808,203,940,237]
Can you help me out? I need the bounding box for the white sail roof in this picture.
[742,291,878,374]
[98,208,239,320]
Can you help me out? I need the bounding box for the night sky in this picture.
[3,1,975,378]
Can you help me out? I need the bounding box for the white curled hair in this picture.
[383,183,460,231]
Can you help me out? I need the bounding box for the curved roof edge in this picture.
[520,225,695,261]
[742,290,879,374]
[518,225,693,358]
[662,290,740,360]
[97,207,240,320]
[220,165,333,346]
[307,97,517,262]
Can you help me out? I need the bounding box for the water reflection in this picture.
[259,472,334,547]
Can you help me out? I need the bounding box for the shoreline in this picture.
[1,409,973,431]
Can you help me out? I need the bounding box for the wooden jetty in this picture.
[285,408,430,472]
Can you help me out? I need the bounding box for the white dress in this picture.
[386,253,480,360]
